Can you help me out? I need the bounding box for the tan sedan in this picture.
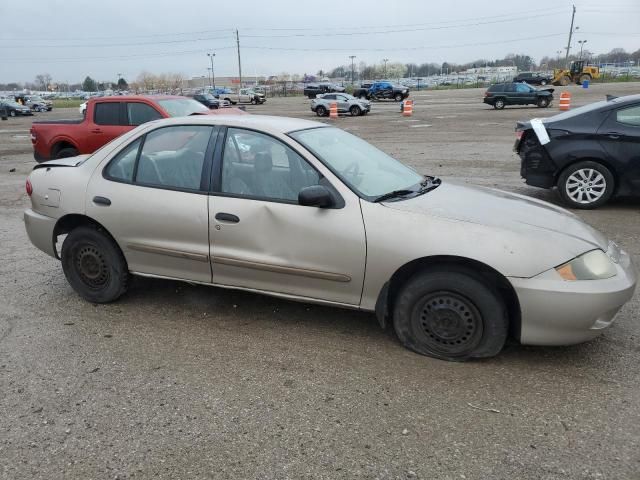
[24,116,636,361]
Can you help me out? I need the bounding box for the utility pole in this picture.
[349,55,356,84]
[207,52,216,89]
[236,30,242,90]
[565,5,576,61]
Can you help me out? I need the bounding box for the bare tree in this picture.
[34,73,52,91]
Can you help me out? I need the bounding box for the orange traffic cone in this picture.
[402,99,413,116]
[329,102,338,119]
[559,91,571,111]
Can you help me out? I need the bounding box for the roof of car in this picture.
[150,114,328,134]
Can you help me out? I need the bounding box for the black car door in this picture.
[514,83,535,104]
[597,103,640,194]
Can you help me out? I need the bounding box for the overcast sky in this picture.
[0,0,638,84]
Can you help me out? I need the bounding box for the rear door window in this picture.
[94,102,121,125]
[615,105,640,127]
[135,125,213,191]
[93,102,120,125]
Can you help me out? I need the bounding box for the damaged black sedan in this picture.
[515,94,640,209]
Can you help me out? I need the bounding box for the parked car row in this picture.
[0,99,33,116]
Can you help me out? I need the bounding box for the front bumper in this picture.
[24,209,57,258]
[510,249,637,345]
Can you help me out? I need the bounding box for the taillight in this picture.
[26,179,33,196]
[484,92,491,97]
[515,131,524,140]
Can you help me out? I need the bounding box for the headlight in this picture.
[555,250,617,281]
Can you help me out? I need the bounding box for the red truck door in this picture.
[85,102,131,153]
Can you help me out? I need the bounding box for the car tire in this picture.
[61,226,129,303]
[9,110,16,117]
[316,105,327,117]
[557,160,615,209]
[393,268,508,361]
[394,93,403,102]
[349,105,361,116]
[55,147,79,159]
[537,97,550,108]
[493,98,506,110]
[251,98,256,105]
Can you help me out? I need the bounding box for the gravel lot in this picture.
[1,83,639,479]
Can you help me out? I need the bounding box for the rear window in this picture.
[488,84,503,92]
[94,102,121,125]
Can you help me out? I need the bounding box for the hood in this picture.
[384,181,608,252]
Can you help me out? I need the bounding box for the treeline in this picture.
[322,47,640,80]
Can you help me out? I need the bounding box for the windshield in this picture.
[290,127,423,200]
[157,98,209,116]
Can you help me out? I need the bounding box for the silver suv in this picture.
[311,93,370,117]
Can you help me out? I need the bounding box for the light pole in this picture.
[382,58,389,79]
[207,52,216,89]
[578,40,587,59]
[349,55,356,84]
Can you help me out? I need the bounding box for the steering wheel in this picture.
[342,161,361,185]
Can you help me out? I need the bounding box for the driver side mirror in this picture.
[298,185,334,208]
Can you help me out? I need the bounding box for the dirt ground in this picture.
[1,83,639,479]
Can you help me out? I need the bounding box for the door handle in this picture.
[215,212,240,223]
[93,196,111,206]
[605,132,621,139]
[91,129,102,134]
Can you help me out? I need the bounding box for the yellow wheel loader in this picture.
[552,60,600,86]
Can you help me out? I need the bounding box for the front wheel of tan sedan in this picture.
[61,226,129,303]
[393,269,508,361]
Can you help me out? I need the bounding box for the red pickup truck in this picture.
[30,95,244,162]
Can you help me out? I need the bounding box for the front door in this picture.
[598,103,640,192]
[336,94,350,113]
[86,124,217,283]
[209,127,366,306]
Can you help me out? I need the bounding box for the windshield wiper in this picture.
[373,189,415,203]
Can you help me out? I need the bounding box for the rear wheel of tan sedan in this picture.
[393,269,508,361]
[61,226,129,303]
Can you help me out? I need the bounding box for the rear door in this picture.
[504,83,517,104]
[86,102,129,152]
[597,103,640,192]
[208,127,366,305]
[86,124,218,282]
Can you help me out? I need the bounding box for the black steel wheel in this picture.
[393,268,507,361]
[315,105,327,117]
[61,226,129,303]
[349,105,361,116]
[537,97,550,108]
